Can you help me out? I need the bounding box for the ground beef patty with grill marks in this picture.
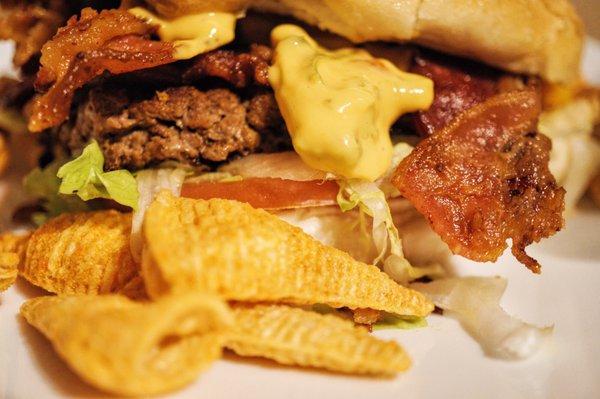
[55,85,291,171]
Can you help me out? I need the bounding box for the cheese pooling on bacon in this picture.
[268,25,433,181]
[128,7,237,60]
[28,7,239,133]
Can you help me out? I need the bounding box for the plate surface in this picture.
[0,38,599,399]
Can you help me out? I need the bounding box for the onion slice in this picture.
[219,152,328,181]
[130,168,186,261]
[412,276,553,360]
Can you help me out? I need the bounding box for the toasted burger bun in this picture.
[92,1,600,210]
[540,91,600,209]
[140,0,248,17]
[145,0,583,83]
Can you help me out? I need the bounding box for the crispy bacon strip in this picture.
[411,53,502,136]
[29,8,174,132]
[393,91,564,273]
[182,44,272,88]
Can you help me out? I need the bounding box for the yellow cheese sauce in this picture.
[268,25,434,181]
[129,7,236,60]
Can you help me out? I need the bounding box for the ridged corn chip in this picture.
[21,210,138,295]
[0,231,30,256]
[227,304,410,375]
[0,252,19,292]
[21,293,232,397]
[0,232,30,292]
[142,193,433,317]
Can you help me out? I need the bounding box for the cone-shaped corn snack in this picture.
[143,193,433,317]
[21,210,138,294]
[21,293,232,396]
[0,232,30,292]
[227,304,410,375]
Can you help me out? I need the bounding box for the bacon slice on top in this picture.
[410,52,500,136]
[182,44,272,88]
[28,8,174,133]
[393,90,564,273]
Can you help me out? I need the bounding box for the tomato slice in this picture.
[180,177,340,209]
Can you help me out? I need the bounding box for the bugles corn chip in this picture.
[0,252,19,292]
[227,304,410,375]
[143,193,433,317]
[0,231,30,257]
[21,293,232,396]
[21,210,138,295]
[0,232,30,292]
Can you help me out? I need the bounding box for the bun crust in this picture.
[252,0,583,83]
[146,0,584,83]
[145,0,248,17]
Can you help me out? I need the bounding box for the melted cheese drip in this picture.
[129,7,236,60]
[269,25,434,181]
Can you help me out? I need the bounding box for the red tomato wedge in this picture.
[180,177,340,209]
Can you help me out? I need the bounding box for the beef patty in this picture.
[56,86,289,170]
[52,44,291,171]
[50,45,525,171]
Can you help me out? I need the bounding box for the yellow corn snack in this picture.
[227,304,410,375]
[143,193,433,317]
[0,252,19,292]
[0,231,30,256]
[21,210,138,294]
[21,293,232,397]
[0,232,30,292]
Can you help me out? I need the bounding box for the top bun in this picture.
[145,0,584,83]
[142,0,248,17]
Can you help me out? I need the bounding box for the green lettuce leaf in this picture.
[57,141,139,210]
[337,178,444,284]
[23,160,91,225]
[373,315,428,331]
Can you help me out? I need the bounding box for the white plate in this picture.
[1,38,599,399]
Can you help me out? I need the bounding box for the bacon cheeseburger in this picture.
[3,0,599,281]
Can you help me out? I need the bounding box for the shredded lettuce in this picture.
[336,141,444,284]
[311,304,426,330]
[184,172,241,183]
[336,179,402,263]
[378,142,413,198]
[337,179,442,284]
[373,314,427,331]
[23,159,92,225]
[412,277,553,360]
[130,168,187,261]
[57,141,139,210]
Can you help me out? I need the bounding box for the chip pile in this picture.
[21,210,138,295]
[227,303,411,374]
[21,294,231,396]
[0,232,29,292]
[3,192,433,396]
